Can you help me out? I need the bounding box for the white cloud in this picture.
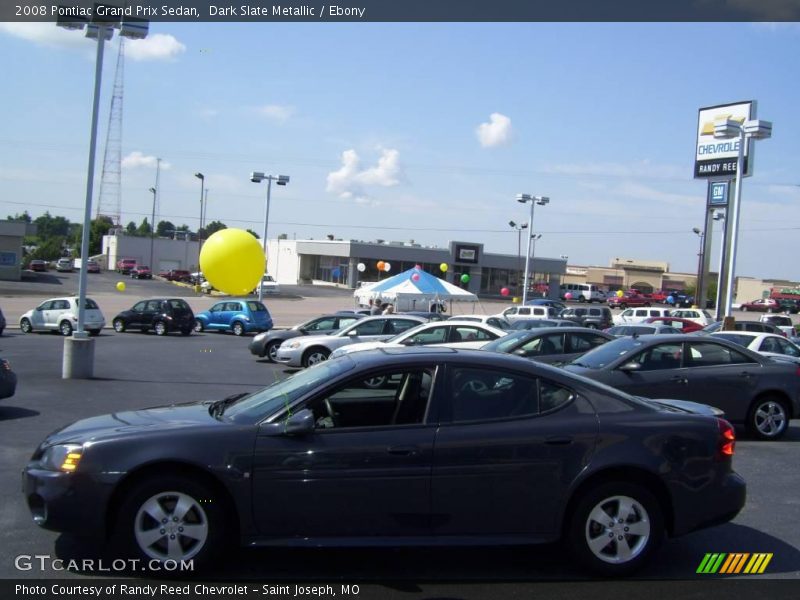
[125,34,186,61]
[476,113,513,148]
[256,105,296,122]
[326,148,402,201]
[122,152,171,170]
[0,22,91,49]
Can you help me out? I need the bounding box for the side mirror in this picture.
[347,329,358,336]
[283,409,315,435]
[618,361,642,372]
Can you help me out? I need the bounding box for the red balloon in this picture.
[500,287,510,296]
[411,273,420,282]
[415,264,422,269]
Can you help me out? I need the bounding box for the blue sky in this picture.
[1,22,799,281]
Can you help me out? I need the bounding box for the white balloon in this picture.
[384,262,391,272]
[357,262,366,272]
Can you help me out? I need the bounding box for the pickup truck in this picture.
[607,293,651,309]
[116,258,137,275]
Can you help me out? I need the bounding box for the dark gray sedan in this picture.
[24,348,745,577]
[566,334,800,440]
[483,327,615,366]
[249,313,364,361]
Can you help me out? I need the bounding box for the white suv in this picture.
[19,296,106,336]
[500,305,558,323]
[612,307,673,326]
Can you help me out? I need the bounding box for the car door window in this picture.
[443,367,574,423]
[569,332,609,353]
[634,310,647,317]
[210,303,224,313]
[453,326,495,342]
[405,326,448,345]
[225,302,242,312]
[387,319,421,335]
[305,317,337,332]
[350,319,385,336]
[519,333,564,357]
[132,301,147,312]
[759,337,787,354]
[310,368,434,429]
[686,342,758,366]
[629,343,683,371]
[774,338,800,357]
[145,300,161,312]
[622,309,633,317]
[38,301,53,311]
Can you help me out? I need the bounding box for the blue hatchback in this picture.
[193,299,273,336]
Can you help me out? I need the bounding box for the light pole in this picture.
[713,117,772,317]
[713,210,727,320]
[508,220,528,295]
[530,233,542,297]
[56,7,148,379]
[194,172,204,283]
[250,172,290,302]
[692,227,704,308]
[516,194,549,304]
[149,187,157,270]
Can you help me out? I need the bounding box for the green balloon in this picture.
[460,273,470,284]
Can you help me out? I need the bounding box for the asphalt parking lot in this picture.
[1,328,800,588]
[1,271,799,595]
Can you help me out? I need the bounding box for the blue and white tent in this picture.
[354,267,477,310]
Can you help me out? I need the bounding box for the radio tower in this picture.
[96,37,125,226]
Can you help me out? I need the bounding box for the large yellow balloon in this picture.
[116,281,126,292]
[200,228,265,296]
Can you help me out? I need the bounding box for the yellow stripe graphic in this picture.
[758,554,773,574]
[731,553,750,574]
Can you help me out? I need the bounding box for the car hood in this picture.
[41,402,222,446]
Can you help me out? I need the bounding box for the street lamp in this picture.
[251,172,290,302]
[712,210,727,320]
[530,233,542,297]
[56,4,148,379]
[713,117,772,317]
[516,194,549,304]
[692,227,704,308]
[508,220,528,294]
[148,187,157,270]
[194,173,204,281]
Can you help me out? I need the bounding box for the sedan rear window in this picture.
[570,337,643,369]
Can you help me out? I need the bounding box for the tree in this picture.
[246,229,259,238]
[125,221,138,236]
[176,224,189,232]
[28,236,66,262]
[6,211,31,223]
[156,220,175,237]
[34,212,71,238]
[136,218,152,237]
[204,220,227,237]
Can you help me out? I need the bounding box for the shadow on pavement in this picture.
[0,406,39,421]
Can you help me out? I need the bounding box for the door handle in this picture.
[545,436,573,445]
[670,376,688,384]
[387,446,418,456]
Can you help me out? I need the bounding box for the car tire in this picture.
[113,319,126,333]
[303,347,331,368]
[115,475,229,571]
[741,306,748,312]
[567,481,663,577]
[154,321,168,336]
[180,328,192,336]
[265,340,282,362]
[747,395,789,440]
[231,322,245,336]
[59,321,73,336]
[193,319,204,333]
[578,297,586,303]
[767,308,775,314]
[619,303,627,310]
[20,318,32,334]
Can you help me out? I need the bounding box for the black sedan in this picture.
[566,334,800,440]
[112,298,195,336]
[0,357,17,400]
[23,348,745,576]
[249,313,364,361]
[482,327,614,366]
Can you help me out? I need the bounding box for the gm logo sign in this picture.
[709,182,728,206]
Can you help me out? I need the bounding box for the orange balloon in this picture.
[377,261,385,271]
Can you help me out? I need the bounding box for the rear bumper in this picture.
[671,471,746,537]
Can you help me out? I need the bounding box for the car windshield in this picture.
[482,330,533,353]
[569,337,644,369]
[224,357,356,423]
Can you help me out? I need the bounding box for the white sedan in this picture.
[446,314,512,330]
[275,315,426,368]
[711,331,800,363]
[330,320,508,359]
[669,309,716,326]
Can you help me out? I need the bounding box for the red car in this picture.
[607,293,651,309]
[28,259,47,272]
[643,316,704,333]
[159,269,192,282]
[116,258,137,275]
[130,265,152,279]
[740,299,781,313]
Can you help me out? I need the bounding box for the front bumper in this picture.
[275,349,302,367]
[22,465,122,536]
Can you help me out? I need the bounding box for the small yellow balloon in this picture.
[616,290,624,298]
[116,281,126,292]
[439,263,448,273]
[200,228,265,296]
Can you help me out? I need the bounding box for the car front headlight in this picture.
[253,332,267,341]
[39,444,84,473]
[288,341,303,349]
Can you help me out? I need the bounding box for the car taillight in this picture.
[716,418,735,459]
